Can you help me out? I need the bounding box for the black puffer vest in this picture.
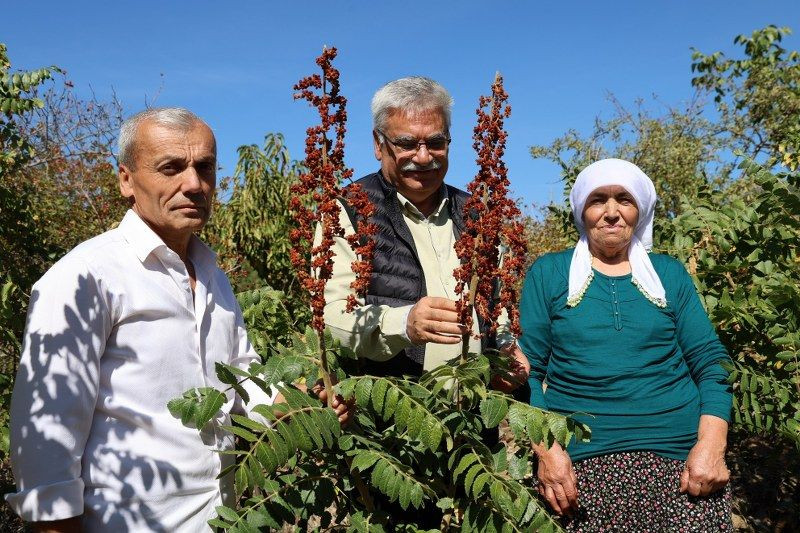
[342,171,493,377]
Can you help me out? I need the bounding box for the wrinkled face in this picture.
[373,108,449,207]
[119,119,217,242]
[582,185,639,253]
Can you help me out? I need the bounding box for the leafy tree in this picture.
[530,95,730,222]
[0,43,59,458]
[1,66,128,388]
[202,133,309,322]
[170,327,588,531]
[12,79,127,250]
[659,161,800,446]
[691,25,800,170]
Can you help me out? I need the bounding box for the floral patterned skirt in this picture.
[561,451,732,532]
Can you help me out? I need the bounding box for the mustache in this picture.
[401,160,441,172]
[171,192,209,209]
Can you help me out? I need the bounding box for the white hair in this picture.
[371,77,453,141]
[118,107,210,168]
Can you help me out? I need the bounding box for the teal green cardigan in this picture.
[518,249,732,461]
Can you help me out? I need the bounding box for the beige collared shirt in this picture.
[320,188,512,371]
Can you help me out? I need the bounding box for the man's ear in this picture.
[373,130,383,162]
[119,164,135,200]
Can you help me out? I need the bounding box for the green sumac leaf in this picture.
[216,361,238,385]
[480,396,508,428]
[230,413,269,433]
[222,425,258,442]
[167,395,198,427]
[215,505,240,523]
[464,463,482,495]
[350,450,380,471]
[383,385,400,419]
[232,381,250,405]
[453,452,479,479]
[421,414,443,451]
[355,377,373,407]
[371,378,389,414]
[208,518,230,529]
[546,413,569,446]
[192,388,226,428]
[472,471,491,498]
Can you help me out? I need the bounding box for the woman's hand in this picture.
[679,415,729,497]
[490,344,531,392]
[279,379,353,426]
[311,380,353,426]
[534,441,579,515]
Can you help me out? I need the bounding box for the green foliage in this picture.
[340,376,451,452]
[0,43,59,175]
[691,25,800,170]
[168,387,227,429]
[203,133,306,304]
[172,324,589,530]
[0,43,126,386]
[0,43,61,460]
[658,160,800,446]
[448,444,560,533]
[236,286,305,359]
[529,95,729,223]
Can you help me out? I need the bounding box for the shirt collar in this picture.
[119,209,217,269]
[396,185,449,220]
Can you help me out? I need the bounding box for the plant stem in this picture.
[318,330,334,408]
[345,455,375,513]
[316,59,335,408]
[460,274,479,363]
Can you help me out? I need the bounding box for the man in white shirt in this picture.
[7,108,290,532]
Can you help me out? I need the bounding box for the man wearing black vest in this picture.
[322,76,529,388]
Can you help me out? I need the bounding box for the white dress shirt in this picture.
[7,210,274,532]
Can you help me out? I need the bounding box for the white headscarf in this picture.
[567,158,666,308]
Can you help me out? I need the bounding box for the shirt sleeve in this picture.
[518,258,553,409]
[670,260,732,422]
[6,258,111,522]
[319,201,414,362]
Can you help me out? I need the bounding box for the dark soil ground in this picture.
[0,431,797,532]
[727,432,800,532]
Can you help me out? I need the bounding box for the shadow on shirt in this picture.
[10,275,185,531]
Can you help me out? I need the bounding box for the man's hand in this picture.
[406,297,468,345]
[276,380,354,426]
[490,344,530,392]
[533,441,579,516]
[680,415,729,497]
[313,383,353,426]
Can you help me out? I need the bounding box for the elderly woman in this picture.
[519,159,732,530]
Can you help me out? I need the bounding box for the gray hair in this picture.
[371,77,453,140]
[118,107,210,168]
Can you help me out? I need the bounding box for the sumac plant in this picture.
[170,56,590,532]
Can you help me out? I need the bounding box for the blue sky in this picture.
[5,1,798,210]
